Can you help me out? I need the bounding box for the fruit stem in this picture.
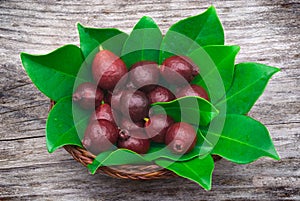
[99,45,104,51]
[144,117,149,122]
[119,129,130,141]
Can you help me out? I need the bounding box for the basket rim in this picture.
[63,145,178,179]
[63,145,222,180]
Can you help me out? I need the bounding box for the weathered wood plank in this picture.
[0,155,299,200]
[0,0,299,200]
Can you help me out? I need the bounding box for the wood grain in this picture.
[0,0,299,200]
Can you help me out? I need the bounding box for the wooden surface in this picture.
[1,0,299,200]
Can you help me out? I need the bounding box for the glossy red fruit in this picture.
[82,120,118,155]
[161,55,193,85]
[92,49,127,90]
[120,90,149,122]
[130,61,160,92]
[125,80,137,90]
[72,82,104,110]
[147,86,175,104]
[90,103,116,125]
[165,122,197,154]
[180,56,199,77]
[176,84,209,101]
[145,114,174,143]
[117,130,150,154]
[110,90,123,111]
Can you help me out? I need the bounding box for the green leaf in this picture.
[144,130,210,161]
[121,16,163,68]
[160,6,224,63]
[189,45,240,103]
[203,114,280,163]
[155,155,214,190]
[78,23,128,58]
[20,45,84,102]
[151,96,219,126]
[46,97,90,153]
[87,149,151,174]
[86,151,112,174]
[216,62,280,114]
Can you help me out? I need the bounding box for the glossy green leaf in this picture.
[155,155,214,190]
[216,62,280,114]
[121,16,163,68]
[86,151,112,174]
[160,6,224,63]
[87,149,151,174]
[151,96,219,126]
[77,23,128,58]
[46,97,90,153]
[189,45,240,103]
[203,114,280,163]
[20,45,84,102]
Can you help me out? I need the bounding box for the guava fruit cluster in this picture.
[73,48,209,155]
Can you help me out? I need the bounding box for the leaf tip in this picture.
[20,52,26,63]
[271,151,281,161]
[141,15,151,20]
[134,15,157,29]
[274,156,281,161]
[274,66,281,73]
[20,52,26,58]
[20,52,32,71]
[203,184,212,191]
[264,64,281,74]
[233,45,241,53]
[207,5,217,14]
[20,51,31,61]
[208,5,216,10]
[46,135,56,154]
[47,145,56,154]
[77,23,86,37]
[87,164,98,175]
[77,22,84,29]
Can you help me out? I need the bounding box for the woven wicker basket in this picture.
[50,100,221,180]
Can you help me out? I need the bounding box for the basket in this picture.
[50,100,221,180]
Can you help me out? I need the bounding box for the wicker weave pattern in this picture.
[64,145,177,179]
